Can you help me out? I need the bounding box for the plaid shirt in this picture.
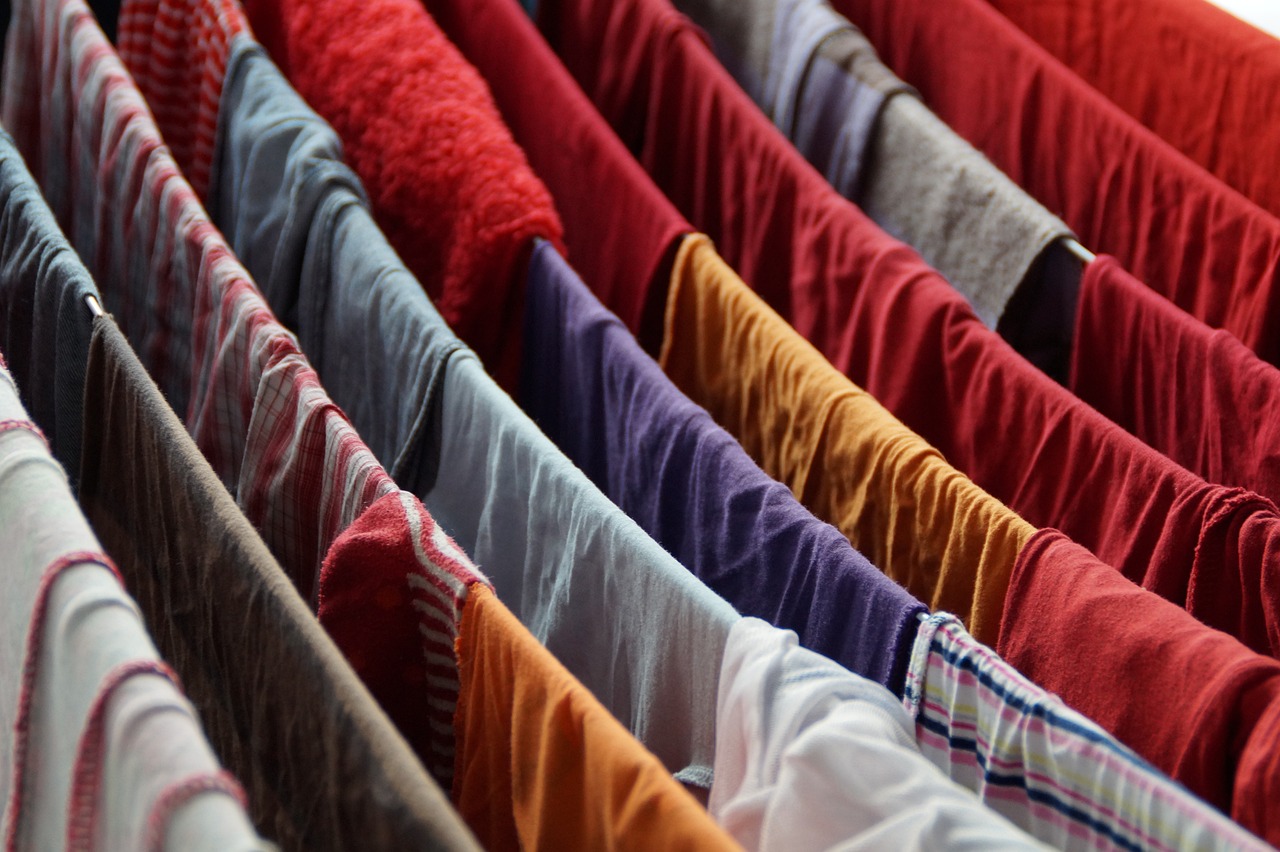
[3,0,488,787]
[116,0,247,197]
[903,613,1270,851]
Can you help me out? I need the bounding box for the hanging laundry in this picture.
[986,0,1280,222]
[672,0,1075,332]
[536,0,1280,661]
[0,130,98,486]
[709,618,1047,850]
[1000,529,1280,845]
[79,317,478,851]
[423,0,692,349]
[662,234,1034,645]
[1071,256,1280,510]
[234,0,563,390]
[0,353,264,851]
[904,612,1271,850]
[4,0,493,796]
[204,36,466,491]
[453,584,738,850]
[430,0,1027,647]
[829,0,1280,367]
[521,237,926,693]
[127,0,740,793]
[0,108,477,848]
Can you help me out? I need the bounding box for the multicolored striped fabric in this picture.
[1,0,489,787]
[903,613,1270,851]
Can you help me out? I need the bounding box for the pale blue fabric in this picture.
[211,35,737,786]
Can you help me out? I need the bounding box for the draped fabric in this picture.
[986,0,1280,222]
[536,0,1280,660]
[661,234,1033,645]
[522,238,926,692]
[828,0,1280,367]
[1001,530,1280,844]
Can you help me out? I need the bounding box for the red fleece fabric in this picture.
[987,0,1280,223]
[999,529,1280,843]
[537,0,1280,659]
[827,0,1280,367]
[1073,255,1280,510]
[319,490,488,786]
[241,0,564,388]
[423,0,691,348]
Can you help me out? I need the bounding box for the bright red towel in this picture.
[241,0,564,388]
[424,0,691,349]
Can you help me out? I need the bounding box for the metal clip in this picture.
[84,294,105,317]
[1061,236,1096,265]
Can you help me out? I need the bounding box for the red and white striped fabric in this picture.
[1,0,490,787]
[115,0,247,198]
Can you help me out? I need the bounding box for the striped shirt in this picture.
[1,0,488,787]
[903,613,1270,851]
[116,0,246,197]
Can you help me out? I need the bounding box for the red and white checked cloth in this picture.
[1,0,489,788]
[116,0,248,198]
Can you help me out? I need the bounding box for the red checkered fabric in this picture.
[1,0,490,785]
[116,0,248,198]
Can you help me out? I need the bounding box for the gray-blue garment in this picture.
[670,0,1074,331]
[210,35,737,786]
[0,127,100,488]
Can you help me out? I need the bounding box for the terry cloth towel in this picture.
[986,0,1280,223]
[1072,255,1280,511]
[999,529,1280,845]
[828,0,1280,367]
[182,17,737,790]
[453,584,738,850]
[671,0,1072,330]
[4,0,491,788]
[79,316,481,851]
[521,237,926,693]
[904,612,1271,851]
[423,0,692,348]
[661,234,1032,647]
[0,354,264,851]
[536,0,1280,661]
[710,617,1048,850]
[236,0,563,389]
[0,128,97,488]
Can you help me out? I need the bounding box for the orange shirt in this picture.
[452,583,739,850]
[659,235,1034,645]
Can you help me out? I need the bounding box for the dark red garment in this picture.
[986,0,1280,223]
[999,529,1280,842]
[826,0,1280,367]
[240,0,563,388]
[536,0,1280,659]
[423,0,691,348]
[1073,255,1280,507]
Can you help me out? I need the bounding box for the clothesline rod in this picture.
[1062,237,1096,265]
[84,294,104,317]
